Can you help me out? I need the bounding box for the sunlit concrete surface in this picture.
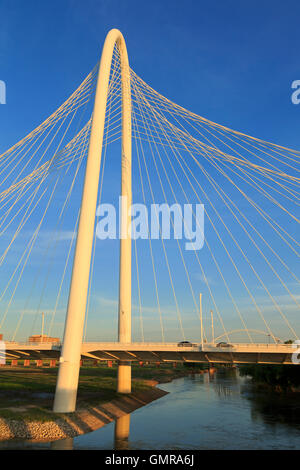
[3,341,296,365]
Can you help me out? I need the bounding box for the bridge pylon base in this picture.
[117,361,131,394]
[53,359,80,413]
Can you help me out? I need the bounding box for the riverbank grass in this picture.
[0,362,188,422]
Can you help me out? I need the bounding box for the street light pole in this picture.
[210,310,214,344]
[41,312,44,342]
[200,293,203,349]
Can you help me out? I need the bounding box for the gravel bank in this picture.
[0,386,168,442]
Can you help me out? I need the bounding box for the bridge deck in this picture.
[2,342,297,365]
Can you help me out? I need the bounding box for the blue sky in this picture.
[1,0,300,151]
[0,0,299,342]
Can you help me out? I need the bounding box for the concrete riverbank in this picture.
[0,363,209,442]
[0,383,167,442]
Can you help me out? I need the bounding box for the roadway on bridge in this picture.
[3,342,297,365]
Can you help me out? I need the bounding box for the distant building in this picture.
[28,335,60,343]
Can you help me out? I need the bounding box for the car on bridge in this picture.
[216,342,234,348]
[177,341,197,347]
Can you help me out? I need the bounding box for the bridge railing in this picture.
[204,343,295,351]
[4,341,296,351]
[5,341,62,347]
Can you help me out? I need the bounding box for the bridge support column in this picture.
[53,29,132,413]
[117,79,132,392]
[117,361,131,394]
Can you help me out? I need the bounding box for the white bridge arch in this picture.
[53,29,132,413]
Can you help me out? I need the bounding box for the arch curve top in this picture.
[100,28,130,69]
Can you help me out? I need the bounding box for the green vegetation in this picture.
[0,362,188,421]
[239,364,300,391]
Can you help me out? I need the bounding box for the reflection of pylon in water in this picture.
[115,414,130,450]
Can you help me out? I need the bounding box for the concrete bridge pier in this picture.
[117,361,131,394]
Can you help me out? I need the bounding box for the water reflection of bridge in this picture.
[50,414,131,450]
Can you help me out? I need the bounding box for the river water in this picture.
[1,369,300,450]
